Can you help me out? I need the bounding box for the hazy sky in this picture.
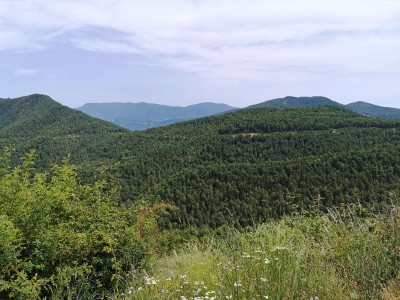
[1,0,400,108]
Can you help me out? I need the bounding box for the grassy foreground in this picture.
[119,201,400,300]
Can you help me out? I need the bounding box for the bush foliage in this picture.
[0,148,155,299]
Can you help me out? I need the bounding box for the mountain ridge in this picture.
[76,96,400,132]
[248,96,343,109]
[248,96,400,119]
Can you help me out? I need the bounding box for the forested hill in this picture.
[248,96,342,108]
[0,94,128,165]
[3,94,400,228]
[0,94,124,137]
[347,101,400,119]
[248,96,400,119]
[120,106,400,226]
[77,101,236,130]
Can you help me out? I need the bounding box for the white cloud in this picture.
[1,0,400,83]
[14,68,41,76]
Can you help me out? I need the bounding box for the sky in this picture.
[1,0,400,108]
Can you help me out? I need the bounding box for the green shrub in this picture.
[0,148,151,299]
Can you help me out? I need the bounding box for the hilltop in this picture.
[248,96,342,108]
[248,96,400,119]
[0,94,124,136]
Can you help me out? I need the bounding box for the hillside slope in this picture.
[77,101,236,130]
[0,94,128,166]
[2,95,400,228]
[0,94,124,136]
[125,106,400,227]
[347,101,400,119]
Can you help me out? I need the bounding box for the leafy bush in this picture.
[0,148,153,299]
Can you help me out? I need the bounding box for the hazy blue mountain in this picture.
[346,101,400,119]
[76,102,236,130]
[248,96,342,108]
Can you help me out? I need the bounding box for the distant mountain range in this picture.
[76,97,400,130]
[250,96,400,119]
[76,102,236,130]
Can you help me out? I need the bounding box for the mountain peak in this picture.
[249,96,341,109]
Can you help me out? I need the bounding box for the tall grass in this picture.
[119,198,400,300]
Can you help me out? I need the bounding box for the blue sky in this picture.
[1,0,400,108]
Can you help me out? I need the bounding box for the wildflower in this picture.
[234,282,242,287]
[137,287,143,291]
[260,277,267,282]
[144,276,157,285]
[194,288,202,295]
[264,258,271,264]
[273,246,290,251]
